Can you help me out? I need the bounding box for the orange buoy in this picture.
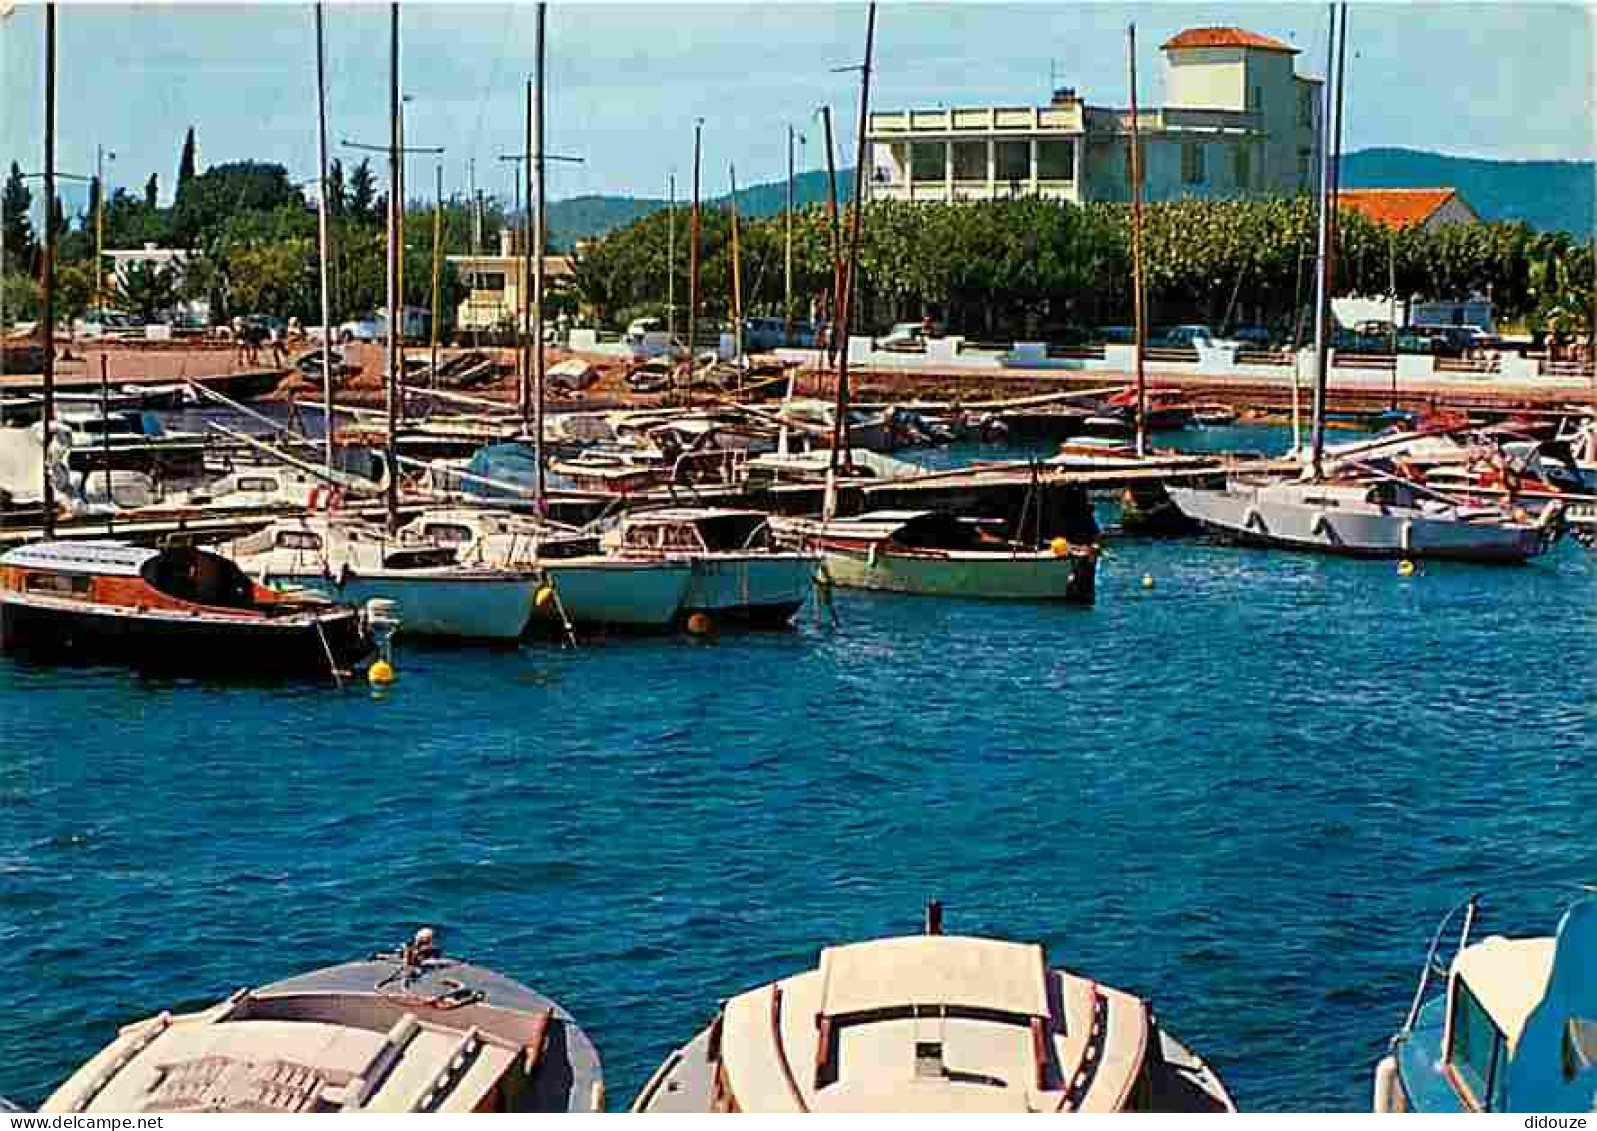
[685,612,714,637]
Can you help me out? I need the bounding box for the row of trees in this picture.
[2,126,505,329]
[571,195,1595,342]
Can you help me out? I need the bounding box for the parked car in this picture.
[338,314,381,343]
[741,316,817,351]
[875,321,934,352]
[293,348,359,379]
[1156,324,1237,350]
[340,307,430,344]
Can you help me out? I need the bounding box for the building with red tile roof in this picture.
[1161,27,1299,54]
[1337,188,1479,232]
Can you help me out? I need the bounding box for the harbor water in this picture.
[1,427,1593,1111]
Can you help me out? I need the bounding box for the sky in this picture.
[1,1,1593,217]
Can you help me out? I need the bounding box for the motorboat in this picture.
[1373,894,1596,1113]
[399,508,693,631]
[611,508,816,627]
[632,905,1233,1113]
[227,515,540,641]
[37,928,604,1113]
[782,510,1096,603]
[1167,475,1563,563]
[0,540,371,677]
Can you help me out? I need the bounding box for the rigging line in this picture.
[465,4,518,188]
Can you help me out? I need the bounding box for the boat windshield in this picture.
[141,548,259,610]
[1447,978,1509,1111]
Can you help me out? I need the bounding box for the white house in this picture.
[448,229,576,333]
[103,243,209,325]
[867,26,1323,205]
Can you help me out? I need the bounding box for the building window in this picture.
[910,142,945,183]
[1182,142,1206,186]
[1234,145,1251,190]
[1299,86,1315,128]
[1297,147,1313,191]
[995,140,1029,186]
[1037,139,1075,182]
[469,271,506,291]
[951,141,987,182]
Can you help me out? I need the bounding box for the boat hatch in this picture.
[238,476,281,493]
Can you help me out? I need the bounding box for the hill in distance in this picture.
[545,148,1595,248]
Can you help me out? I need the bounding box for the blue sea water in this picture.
[1,426,1594,1111]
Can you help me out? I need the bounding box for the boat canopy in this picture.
[828,510,1011,550]
[1,539,159,577]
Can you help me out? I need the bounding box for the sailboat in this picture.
[1165,5,1562,565]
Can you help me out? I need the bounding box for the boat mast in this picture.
[520,76,532,425]
[40,2,56,538]
[429,162,442,393]
[314,0,335,474]
[384,1,400,532]
[684,118,701,406]
[531,0,547,509]
[728,163,744,382]
[1309,3,1340,478]
[820,105,842,370]
[784,124,795,345]
[829,2,875,476]
[1127,23,1148,458]
[666,172,675,342]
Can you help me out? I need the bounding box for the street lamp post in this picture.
[94,144,115,315]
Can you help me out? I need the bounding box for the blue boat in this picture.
[1374,894,1596,1112]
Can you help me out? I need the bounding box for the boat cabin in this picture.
[40,932,604,1113]
[618,509,776,555]
[1384,896,1597,1113]
[232,519,460,572]
[653,933,1175,1112]
[400,509,600,563]
[820,510,1015,551]
[0,540,288,615]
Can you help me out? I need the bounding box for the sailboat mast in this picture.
[39,3,56,538]
[1127,24,1148,458]
[1309,3,1341,477]
[429,162,442,393]
[729,163,743,374]
[829,2,875,474]
[532,0,547,509]
[520,77,533,424]
[784,124,794,344]
[821,105,842,369]
[685,119,701,405]
[314,1,335,474]
[384,1,400,532]
[667,172,675,342]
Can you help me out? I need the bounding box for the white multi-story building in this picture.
[868,26,1323,206]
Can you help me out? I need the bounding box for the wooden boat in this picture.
[785,510,1096,603]
[37,928,604,1114]
[228,516,540,641]
[612,507,816,627]
[0,540,370,676]
[1084,389,1195,435]
[400,508,694,630]
[1373,894,1595,1113]
[632,906,1233,1113]
[1167,476,1563,563]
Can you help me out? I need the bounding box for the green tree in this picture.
[176,127,198,205]
[349,159,377,222]
[114,260,182,322]
[2,162,35,273]
[144,173,159,210]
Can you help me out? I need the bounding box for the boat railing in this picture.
[1395,892,1479,1044]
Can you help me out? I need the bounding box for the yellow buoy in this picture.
[367,659,396,686]
[1049,537,1072,558]
[1142,573,1155,589]
[1397,559,1416,577]
[685,612,714,637]
[535,584,556,609]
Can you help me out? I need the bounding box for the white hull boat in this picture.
[613,508,817,627]
[1167,477,1561,563]
[400,508,694,630]
[785,511,1096,602]
[228,517,539,641]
